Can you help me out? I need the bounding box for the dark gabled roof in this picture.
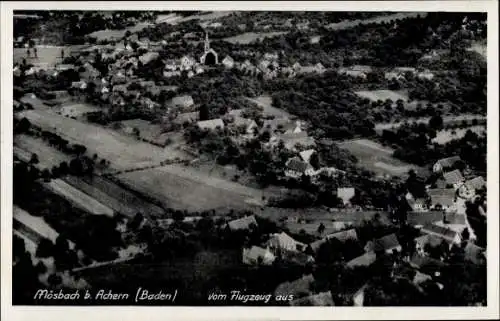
[286,157,310,173]
[374,233,400,252]
[327,229,358,243]
[421,223,459,241]
[346,251,377,268]
[443,213,467,225]
[409,253,446,270]
[428,188,456,207]
[407,211,444,226]
[435,156,461,168]
[465,176,486,190]
[443,169,464,185]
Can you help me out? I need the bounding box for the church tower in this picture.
[200,30,218,65]
[204,31,210,53]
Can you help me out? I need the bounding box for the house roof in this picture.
[290,291,334,306]
[227,215,258,231]
[243,246,274,263]
[443,169,464,185]
[222,56,234,63]
[409,253,446,270]
[267,232,304,251]
[435,156,461,168]
[197,118,224,130]
[415,233,447,248]
[274,274,314,296]
[465,176,486,191]
[427,188,456,207]
[443,213,467,225]
[286,157,311,173]
[373,233,400,252]
[413,271,432,285]
[327,228,358,243]
[337,187,355,204]
[346,251,377,268]
[174,112,199,124]
[139,52,160,65]
[262,118,291,132]
[299,149,315,163]
[171,95,194,107]
[407,211,444,226]
[232,116,255,128]
[421,223,459,242]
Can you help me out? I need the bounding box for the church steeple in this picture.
[204,31,210,52]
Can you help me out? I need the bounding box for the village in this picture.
[12,10,487,306]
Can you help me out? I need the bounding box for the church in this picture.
[200,32,219,65]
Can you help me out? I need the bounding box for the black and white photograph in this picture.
[1,1,499,320]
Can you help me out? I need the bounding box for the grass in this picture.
[14,133,72,169]
[246,95,292,118]
[114,164,271,212]
[337,138,425,177]
[223,32,287,45]
[18,109,190,171]
[63,175,165,219]
[14,46,70,66]
[355,89,409,102]
[58,103,102,118]
[43,178,115,216]
[326,12,428,30]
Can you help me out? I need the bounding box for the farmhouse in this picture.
[277,132,316,151]
[181,55,196,70]
[465,176,486,192]
[227,215,258,231]
[407,211,445,227]
[231,116,258,135]
[433,156,461,173]
[173,111,199,125]
[427,188,456,211]
[197,118,225,131]
[171,95,195,109]
[368,233,402,254]
[242,246,275,265]
[337,187,355,206]
[442,169,465,187]
[420,223,462,245]
[266,232,305,253]
[338,65,372,78]
[299,149,316,164]
[346,251,377,268]
[222,55,235,69]
[285,157,315,179]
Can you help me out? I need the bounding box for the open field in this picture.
[59,103,102,118]
[355,89,409,102]
[431,126,486,145]
[43,179,115,216]
[86,29,127,42]
[14,46,70,66]
[17,109,190,171]
[337,138,425,177]
[156,11,234,26]
[224,31,287,44]
[246,95,293,118]
[326,12,427,30]
[115,164,273,212]
[14,134,72,169]
[375,114,487,132]
[62,175,164,218]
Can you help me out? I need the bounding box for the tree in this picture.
[29,153,39,165]
[199,104,210,121]
[309,152,320,169]
[429,114,443,130]
[36,238,54,258]
[317,222,326,235]
[461,228,470,242]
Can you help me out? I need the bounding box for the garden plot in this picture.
[18,109,190,171]
[223,32,287,44]
[43,179,114,216]
[337,138,424,177]
[59,103,102,118]
[115,164,270,212]
[14,134,72,169]
[355,89,409,102]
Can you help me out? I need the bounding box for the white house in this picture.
[337,187,355,206]
[285,157,315,179]
[197,118,225,131]
[222,56,235,69]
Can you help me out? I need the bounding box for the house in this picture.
[420,223,461,245]
[384,71,406,81]
[71,81,87,90]
[173,112,199,125]
[138,51,160,65]
[346,251,377,268]
[414,234,451,255]
[222,56,235,69]
[164,59,179,71]
[465,176,486,192]
[80,63,101,81]
[180,55,196,70]
[369,233,402,254]
[405,192,428,211]
[433,156,461,173]
[285,157,315,179]
[337,187,355,206]
[352,284,368,306]
[227,215,258,231]
[290,291,334,306]
[338,65,372,79]
[417,71,434,80]
[261,118,292,134]
[435,213,469,236]
[442,169,465,187]
[407,211,445,227]
[277,132,316,151]
[266,232,305,253]
[112,84,128,93]
[409,253,447,271]
[170,95,194,109]
[242,246,275,265]
[299,149,316,164]
[427,188,456,211]
[327,228,358,243]
[232,116,258,135]
[55,64,75,71]
[110,71,127,85]
[413,271,433,286]
[197,118,224,131]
